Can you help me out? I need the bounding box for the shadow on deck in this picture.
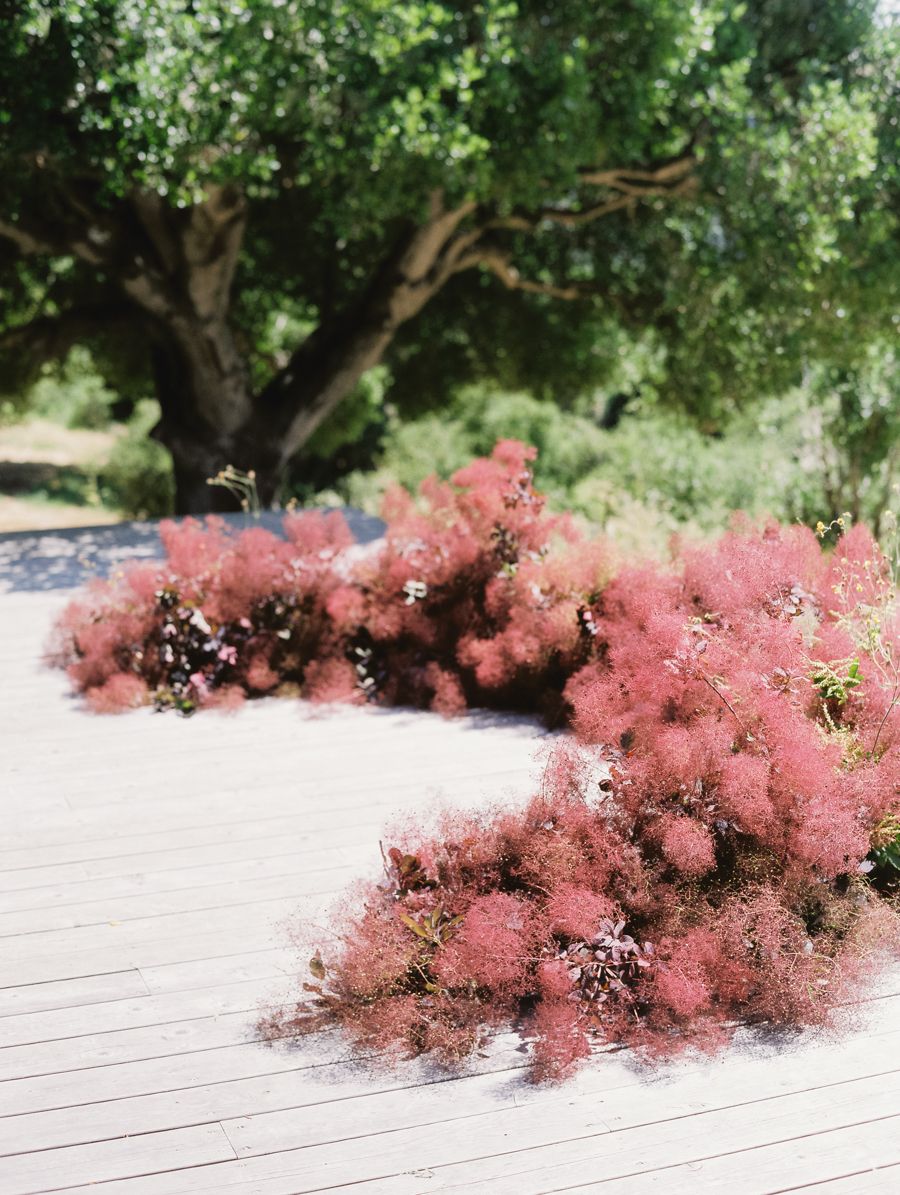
[0,508,386,593]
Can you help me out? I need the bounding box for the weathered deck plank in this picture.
[1,532,899,1194]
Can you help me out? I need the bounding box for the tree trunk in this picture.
[156,424,287,516]
[162,445,283,514]
[148,336,262,515]
[153,308,424,513]
[154,355,372,515]
[149,328,308,514]
[135,193,484,513]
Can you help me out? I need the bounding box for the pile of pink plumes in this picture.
[50,441,608,719]
[264,520,900,1078]
[50,442,900,1076]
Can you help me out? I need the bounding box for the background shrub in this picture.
[99,400,176,519]
[313,386,842,556]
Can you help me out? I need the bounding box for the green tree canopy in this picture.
[0,1,896,509]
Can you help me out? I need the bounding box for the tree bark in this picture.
[148,199,483,512]
[148,311,392,513]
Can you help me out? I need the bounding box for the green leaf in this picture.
[309,952,326,980]
[399,913,431,939]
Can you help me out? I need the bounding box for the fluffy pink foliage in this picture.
[327,440,609,718]
[423,664,467,717]
[651,930,716,1019]
[263,502,900,1078]
[49,442,900,1077]
[543,883,614,940]
[83,672,149,714]
[434,893,534,991]
[245,655,279,693]
[304,657,366,705]
[564,518,900,887]
[718,754,774,837]
[53,443,608,719]
[529,1001,592,1079]
[659,817,716,877]
[50,511,354,713]
[276,763,898,1079]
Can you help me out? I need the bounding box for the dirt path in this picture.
[0,418,122,531]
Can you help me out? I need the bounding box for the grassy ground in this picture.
[0,419,124,532]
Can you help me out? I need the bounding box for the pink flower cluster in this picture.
[50,441,610,717]
[49,510,352,714]
[50,441,900,1076]
[263,517,900,1077]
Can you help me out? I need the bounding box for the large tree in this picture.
[0,1,895,510]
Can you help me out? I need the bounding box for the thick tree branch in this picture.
[195,187,248,319]
[487,194,635,232]
[40,177,246,330]
[442,152,697,303]
[131,185,249,321]
[17,179,256,434]
[453,247,592,300]
[271,194,479,369]
[129,191,183,277]
[31,179,183,322]
[0,303,143,352]
[0,215,66,256]
[254,194,482,461]
[579,155,696,189]
[258,163,651,461]
[393,191,478,289]
[488,153,697,233]
[0,302,145,388]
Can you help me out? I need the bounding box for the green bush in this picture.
[100,400,174,518]
[314,385,835,552]
[27,348,117,430]
[567,397,830,529]
[326,388,606,513]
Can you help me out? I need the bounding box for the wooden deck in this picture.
[1,525,900,1194]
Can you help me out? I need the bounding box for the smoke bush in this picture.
[50,441,610,717]
[49,441,900,1075]
[325,440,610,718]
[266,755,898,1080]
[49,511,352,714]
[262,512,900,1077]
